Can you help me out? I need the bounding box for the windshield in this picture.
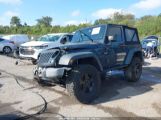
[37,35,61,42]
[71,25,106,43]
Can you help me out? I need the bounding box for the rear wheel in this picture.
[3,46,12,54]
[66,64,101,104]
[124,57,142,82]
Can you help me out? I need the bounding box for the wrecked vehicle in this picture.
[34,24,143,104]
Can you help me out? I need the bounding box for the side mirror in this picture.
[108,36,114,41]
[60,37,67,44]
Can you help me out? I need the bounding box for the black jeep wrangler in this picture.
[34,24,143,104]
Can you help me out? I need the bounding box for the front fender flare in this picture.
[58,52,103,71]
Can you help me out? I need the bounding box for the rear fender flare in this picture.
[125,49,143,65]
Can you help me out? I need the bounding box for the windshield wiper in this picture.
[78,30,94,42]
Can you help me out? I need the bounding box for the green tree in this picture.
[94,18,111,25]
[140,15,153,21]
[10,16,21,27]
[124,14,135,20]
[113,12,124,21]
[0,13,160,38]
[23,22,28,26]
[36,16,53,27]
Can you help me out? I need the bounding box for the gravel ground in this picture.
[0,54,161,120]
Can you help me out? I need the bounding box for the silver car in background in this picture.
[2,34,29,49]
[0,38,16,54]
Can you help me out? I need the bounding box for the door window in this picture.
[108,27,123,42]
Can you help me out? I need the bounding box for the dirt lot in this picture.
[0,55,161,120]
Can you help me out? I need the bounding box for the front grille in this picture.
[20,47,35,55]
[38,50,60,66]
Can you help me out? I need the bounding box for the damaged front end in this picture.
[33,48,71,84]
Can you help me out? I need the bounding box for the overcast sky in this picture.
[0,0,161,26]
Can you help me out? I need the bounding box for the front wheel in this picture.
[66,64,101,104]
[124,57,142,82]
[3,46,12,54]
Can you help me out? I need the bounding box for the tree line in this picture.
[0,12,161,38]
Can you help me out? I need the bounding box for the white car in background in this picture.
[19,33,73,64]
[2,34,29,48]
[0,38,16,54]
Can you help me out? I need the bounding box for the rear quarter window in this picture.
[125,28,138,42]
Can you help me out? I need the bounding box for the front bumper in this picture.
[33,67,71,81]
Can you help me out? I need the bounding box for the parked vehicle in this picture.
[0,38,16,54]
[19,33,73,64]
[34,24,143,104]
[2,34,29,48]
[141,36,160,57]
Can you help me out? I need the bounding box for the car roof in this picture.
[145,35,158,40]
[142,39,159,44]
[78,24,136,31]
[143,39,158,41]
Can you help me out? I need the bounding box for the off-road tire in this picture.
[66,64,101,104]
[124,57,142,82]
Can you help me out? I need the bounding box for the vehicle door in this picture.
[106,26,127,67]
